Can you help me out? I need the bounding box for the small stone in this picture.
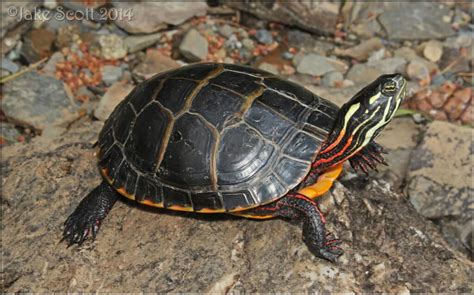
[241,38,255,50]
[218,24,234,38]
[2,71,78,130]
[101,65,123,86]
[258,63,279,75]
[321,71,344,87]
[124,33,162,54]
[406,60,430,81]
[20,29,55,63]
[96,34,127,60]
[1,58,19,73]
[334,37,383,61]
[55,25,81,49]
[367,57,407,74]
[255,29,273,45]
[460,104,472,125]
[282,51,294,60]
[443,88,472,121]
[133,49,180,81]
[42,52,64,77]
[368,48,386,62]
[223,57,234,64]
[94,82,134,121]
[296,54,337,76]
[281,64,296,75]
[346,64,382,85]
[423,40,443,62]
[0,122,21,144]
[179,29,208,62]
[215,48,227,60]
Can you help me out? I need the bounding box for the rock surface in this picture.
[1,121,472,292]
[378,3,454,40]
[2,71,78,130]
[407,120,473,257]
[407,121,472,219]
[114,2,208,34]
[94,81,134,121]
[228,2,340,36]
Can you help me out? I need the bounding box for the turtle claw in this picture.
[311,241,344,263]
[350,141,388,174]
[62,207,99,247]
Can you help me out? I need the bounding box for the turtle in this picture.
[63,63,406,262]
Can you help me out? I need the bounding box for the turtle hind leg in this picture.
[245,193,343,262]
[62,181,118,246]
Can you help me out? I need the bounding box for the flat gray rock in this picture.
[2,71,78,130]
[1,121,472,292]
[378,2,454,40]
[114,2,208,34]
[407,121,472,219]
[227,2,340,36]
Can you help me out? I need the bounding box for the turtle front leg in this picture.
[62,181,118,246]
[251,193,343,262]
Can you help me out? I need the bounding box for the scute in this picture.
[98,63,340,212]
[158,113,215,188]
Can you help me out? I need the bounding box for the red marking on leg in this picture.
[291,193,326,224]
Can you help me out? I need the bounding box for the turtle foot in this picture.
[62,181,118,247]
[306,232,343,263]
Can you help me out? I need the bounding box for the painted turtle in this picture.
[63,63,406,262]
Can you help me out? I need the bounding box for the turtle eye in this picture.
[382,81,397,94]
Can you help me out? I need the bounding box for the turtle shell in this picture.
[98,63,339,213]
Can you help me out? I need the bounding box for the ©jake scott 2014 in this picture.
[6,5,134,23]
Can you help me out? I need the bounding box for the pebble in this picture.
[101,65,123,86]
[255,29,273,45]
[367,48,386,62]
[406,60,430,81]
[133,49,180,81]
[55,25,81,49]
[94,82,135,121]
[258,63,279,75]
[179,29,209,62]
[346,64,382,85]
[321,71,344,87]
[124,33,162,54]
[1,58,19,73]
[96,34,127,60]
[20,28,55,63]
[218,24,234,38]
[241,38,255,50]
[0,122,21,144]
[423,40,443,62]
[334,37,383,61]
[295,54,336,76]
[367,57,407,74]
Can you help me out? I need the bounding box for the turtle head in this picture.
[313,74,406,170]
